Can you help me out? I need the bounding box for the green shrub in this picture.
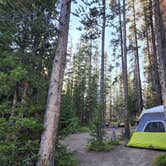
[0,139,40,166]
[153,155,166,166]
[87,139,119,152]
[59,118,79,136]
[107,140,120,146]
[130,119,137,126]
[55,144,77,166]
[0,116,43,165]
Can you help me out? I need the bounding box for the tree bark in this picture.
[118,0,126,125]
[100,0,106,117]
[118,0,124,97]
[122,0,130,138]
[154,0,166,118]
[37,0,71,165]
[149,0,162,106]
[109,76,112,123]
[88,40,92,124]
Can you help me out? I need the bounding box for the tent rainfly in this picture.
[127,105,166,150]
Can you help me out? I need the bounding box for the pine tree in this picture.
[0,0,58,165]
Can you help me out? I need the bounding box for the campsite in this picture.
[62,105,166,166]
[0,0,166,166]
[63,129,165,166]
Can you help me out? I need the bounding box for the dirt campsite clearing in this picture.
[62,128,166,166]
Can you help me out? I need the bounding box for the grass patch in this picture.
[87,139,120,152]
[76,126,90,133]
[153,154,166,166]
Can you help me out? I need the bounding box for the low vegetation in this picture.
[153,154,166,166]
[87,139,120,152]
[77,126,90,133]
[55,143,77,166]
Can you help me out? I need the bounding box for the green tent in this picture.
[128,132,166,150]
[127,105,166,150]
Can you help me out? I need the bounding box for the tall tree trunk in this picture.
[104,52,107,121]
[98,0,106,144]
[154,0,166,117]
[118,0,124,97]
[109,87,112,123]
[37,0,71,165]
[146,33,152,71]
[88,40,92,124]
[19,81,29,118]
[122,0,130,138]
[109,69,113,123]
[154,0,166,70]
[86,39,92,124]
[132,0,143,113]
[144,13,151,68]
[11,87,18,116]
[149,0,162,105]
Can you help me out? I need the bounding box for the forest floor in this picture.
[62,128,165,166]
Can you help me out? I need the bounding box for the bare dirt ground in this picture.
[62,128,166,166]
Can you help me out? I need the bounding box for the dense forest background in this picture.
[0,0,166,165]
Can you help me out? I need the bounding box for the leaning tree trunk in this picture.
[153,0,166,118]
[122,0,130,138]
[37,0,71,165]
